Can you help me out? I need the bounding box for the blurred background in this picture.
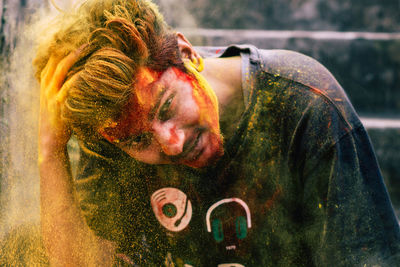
[0,0,399,258]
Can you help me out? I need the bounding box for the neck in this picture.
[202,56,244,139]
[202,57,242,108]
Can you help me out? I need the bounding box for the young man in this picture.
[36,0,400,266]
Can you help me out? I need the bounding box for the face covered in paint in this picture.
[100,65,224,168]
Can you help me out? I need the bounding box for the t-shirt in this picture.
[75,45,400,266]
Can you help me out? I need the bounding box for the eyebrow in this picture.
[149,86,168,121]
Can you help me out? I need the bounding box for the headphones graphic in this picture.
[150,187,192,232]
[205,198,251,242]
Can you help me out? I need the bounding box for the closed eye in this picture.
[158,93,175,121]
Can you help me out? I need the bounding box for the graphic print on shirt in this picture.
[206,198,251,252]
[150,187,192,232]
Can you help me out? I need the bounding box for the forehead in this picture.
[134,67,163,107]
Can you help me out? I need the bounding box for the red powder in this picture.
[100,68,163,143]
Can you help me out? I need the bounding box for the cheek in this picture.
[179,64,220,132]
[179,95,200,124]
[170,67,219,129]
[192,87,220,132]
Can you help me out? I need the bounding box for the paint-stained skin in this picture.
[169,125,179,145]
[99,65,223,168]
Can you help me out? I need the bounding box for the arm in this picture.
[39,50,115,266]
[298,106,400,266]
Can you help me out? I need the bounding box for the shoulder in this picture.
[256,49,361,125]
[257,49,341,93]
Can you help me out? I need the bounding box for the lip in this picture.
[169,129,203,162]
[183,131,203,159]
[185,132,204,161]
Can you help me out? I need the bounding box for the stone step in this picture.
[361,117,400,129]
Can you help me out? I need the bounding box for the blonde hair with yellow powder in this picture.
[33,0,185,144]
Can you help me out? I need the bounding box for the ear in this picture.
[176,32,201,63]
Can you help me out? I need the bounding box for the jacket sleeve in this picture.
[257,49,400,265]
[299,111,400,266]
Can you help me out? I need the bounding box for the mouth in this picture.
[170,128,205,162]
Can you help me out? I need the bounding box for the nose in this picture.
[152,122,185,156]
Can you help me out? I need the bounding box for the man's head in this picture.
[99,62,224,168]
[34,0,224,167]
